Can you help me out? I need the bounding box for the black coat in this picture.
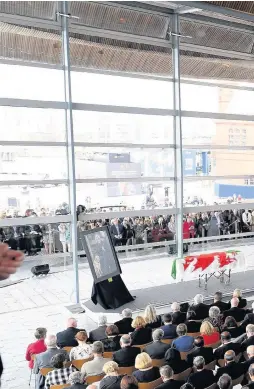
[188,369,215,389]
[113,346,141,367]
[210,301,230,313]
[241,335,254,352]
[189,303,209,320]
[56,327,82,348]
[130,327,152,346]
[214,342,242,361]
[157,380,185,389]
[102,336,121,352]
[143,341,171,360]
[89,325,107,342]
[227,297,247,309]
[187,346,215,366]
[241,313,254,330]
[215,361,245,381]
[99,375,123,389]
[133,366,160,383]
[145,316,162,330]
[185,321,201,333]
[242,356,254,375]
[172,312,186,325]
[243,382,254,389]
[223,307,246,323]
[114,318,133,334]
[222,326,244,339]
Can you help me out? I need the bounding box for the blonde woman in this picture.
[99,361,123,389]
[130,316,152,346]
[133,352,160,383]
[69,331,93,361]
[200,321,220,346]
[143,304,162,329]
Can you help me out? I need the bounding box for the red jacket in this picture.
[202,331,220,346]
[25,339,46,369]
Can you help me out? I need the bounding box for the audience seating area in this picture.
[27,289,254,389]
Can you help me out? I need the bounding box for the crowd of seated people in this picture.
[24,289,254,389]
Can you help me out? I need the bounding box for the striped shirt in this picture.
[44,366,75,389]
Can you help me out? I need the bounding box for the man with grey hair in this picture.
[218,374,232,389]
[215,350,245,381]
[89,314,107,342]
[68,371,85,388]
[172,324,194,352]
[143,329,170,359]
[113,335,141,367]
[114,308,133,334]
[81,341,111,376]
[188,356,215,389]
[223,297,245,322]
[157,365,184,389]
[242,324,254,351]
[210,291,229,313]
[189,294,209,320]
[57,318,84,348]
[171,302,186,325]
[34,334,69,389]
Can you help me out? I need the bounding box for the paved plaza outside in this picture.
[1,243,254,389]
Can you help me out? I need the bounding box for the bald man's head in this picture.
[247,346,254,358]
[67,318,77,328]
[224,350,235,364]
[231,297,239,308]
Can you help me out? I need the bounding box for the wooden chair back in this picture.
[118,366,135,375]
[63,346,72,353]
[50,385,70,389]
[71,358,93,370]
[103,351,113,359]
[205,360,216,370]
[40,367,53,376]
[138,378,162,389]
[218,359,225,367]
[180,351,190,360]
[161,339,174,345]
[205,340,221,349]
[86,374,105,385]
[232,374,244,386]
[173,367,192,381]
[151,359,165,367]
[187,332,201,337]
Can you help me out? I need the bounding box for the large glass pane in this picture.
[181,83,254,115]
[0,184,69,213]
[75,147,174,179]
[0,106,66,141]
[71,72,173,108]
[73,111,174,144]
[0,146,68,181]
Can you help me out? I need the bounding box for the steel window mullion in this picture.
[181,110,254,122]
[76,177,174,183]
[79,207,178,221]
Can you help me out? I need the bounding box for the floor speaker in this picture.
[31,264,50,276]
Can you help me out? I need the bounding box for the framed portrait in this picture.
[78,226,122,283]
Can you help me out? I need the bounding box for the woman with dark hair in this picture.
[102,325,121,352]
[223,316,245,338]
[165,348,190,374]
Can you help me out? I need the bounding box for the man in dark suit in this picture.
[187,336,215,366]
[157,365,184,389]
[34,334,69,389]
[161,313,177,339]
[241,324,254,352]
[242,346,254,375]
[218,374,233,389]
[188,294,209,320]
[89,314,107,342]
[56,318,83,348]
[188,356,216,389]
[114,308,133,334]
[223,297,246,322]
[214,332,242,362]
[113,334,141,367]
[215,350,245,381]
[144,329,171,359]
[110,218,124,246]
[243,364,254,389]
[210,292,229,313]
[171,302,186,325]
[241,303,254,330]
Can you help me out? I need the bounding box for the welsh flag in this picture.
[171,250,241,279]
